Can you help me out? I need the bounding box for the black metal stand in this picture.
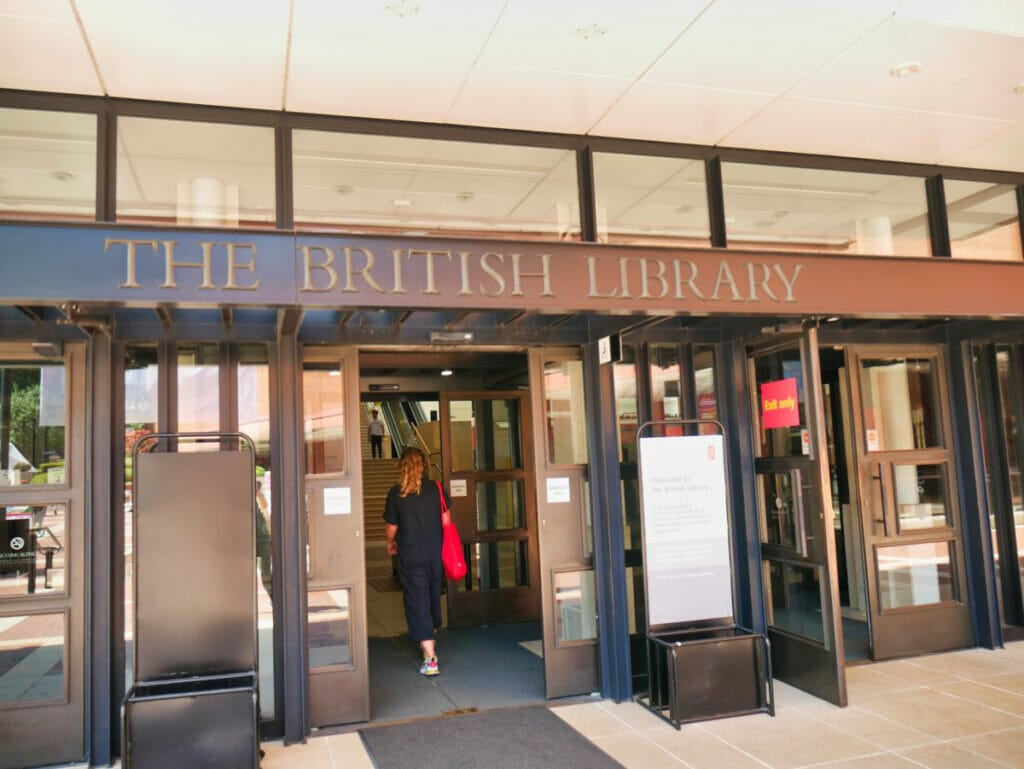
[122,432,260,769]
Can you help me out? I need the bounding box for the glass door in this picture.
[847,347,972,659]
[441,392,540,626]
[302,348,368,726]
[0,343,86,769]
[749,328,847,706]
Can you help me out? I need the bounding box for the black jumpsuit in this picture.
[383,481,448,643]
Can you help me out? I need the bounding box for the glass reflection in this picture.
[303,363,346,475]
[895,464,949,531]
[0,361,67,486]
[307,589,352,668]
[449,399,521,472]
[859,358,941,451]
[543,360,588,465]
[554,570,597,644]
[475,480,525,531]
[752,348,806,458]
[458,541,527,591]
[878,541,956,609]
[946,181,1022,262]
[177,343,220,438]
[760,473,797,549]
[0,612,65,703]
[650,345,681,429]
[765,561,824,643]
[0,503,65,598]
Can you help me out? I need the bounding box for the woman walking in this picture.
[384,447,448,675]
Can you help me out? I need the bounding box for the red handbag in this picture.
[437,481,467,581]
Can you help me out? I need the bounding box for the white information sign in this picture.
[450,479,468,497]
[546,477,571,504]
[639,434,733,626]
[323,486,351,516]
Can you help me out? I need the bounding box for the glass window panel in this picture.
[0,612,65,703]
[593,153,710,247]
[177,343,220,437]
[895,463,950,531]
[695,347,719,435]
[307,588,352,668]
[722,163,931,256]
[859,358,942,451]
[614,348,638,463]
[458,541,528,591]
[449,399,521,472]
[0,503,66,598]
[752,348,807,459]
[765,561,824,643]
[239,344,274,718]
[293,131,580,241]
[117,117,275,228]
[877,541,956,609]
[0,108,96,221]
[554,570,597,645]
[946,181,1022,262]
[992,347,1024,622]
[303,362,346,475]
[475,480,525,531]
[650,345,681,425]
[583,479,593,559]
[760,472,798,549]
[0,361,67,485]
[544,360,588,465]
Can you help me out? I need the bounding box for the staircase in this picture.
[361,403,399,543]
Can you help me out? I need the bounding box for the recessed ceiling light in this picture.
[385,0,419,18]
[575,23,607,40]
[456,191,474,202]
[1014,83,1024,95]
[392,199,413,207]
[889,61,922,78]
[334,184,353,195]
[51,170,74,181]
[440,369,453,377]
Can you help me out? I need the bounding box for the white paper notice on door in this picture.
[546,477,571,504]
[324,486,351,515]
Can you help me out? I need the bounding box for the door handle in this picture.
[871,462,888,536]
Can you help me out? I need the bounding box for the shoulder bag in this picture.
[437,481,467,581]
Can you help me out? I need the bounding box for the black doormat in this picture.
[359,705,625,769]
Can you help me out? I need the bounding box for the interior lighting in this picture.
[334,185,353,195]
[456,191,475,202]
[440,369,453,376]
[385,0,419,18]
[1014,83,1024,95]
[392,199,413,207]
[50,170,74,181]
[889,62,922,78]
[575,24,607,40]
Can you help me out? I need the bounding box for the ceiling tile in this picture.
[897,0,1024,37]
[446,65,632,135]
[791,18,1024,119]
[0,2,102,95]
[290,0,505,64]
[645,0,899,94]
[478,0,708,79]
[75,0,289,108]
[287,49,469,124]
[946,125,1024,173]
[592,81,776,145]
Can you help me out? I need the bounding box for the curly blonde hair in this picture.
[398,447,426,497]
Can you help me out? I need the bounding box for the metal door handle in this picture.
[872,463,888,536]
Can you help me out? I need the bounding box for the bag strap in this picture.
[435,480,448,518]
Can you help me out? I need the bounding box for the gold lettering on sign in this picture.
[673,260,704,300]
[586,256,617,298]
[408,249,452,295]
[300,245,338,292]
[510,253,553,297]
[223,243,260,290]
[108,238,158,289]
[162,241,214,290]
[639,258,669,299]
[747,263,776,301]
[457,251,474,296]
[774,264,802,302]
[480,253,506,296]
[342,247,384,294]
[710,261,741,301]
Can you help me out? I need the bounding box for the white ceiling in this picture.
[1,0,1023,174]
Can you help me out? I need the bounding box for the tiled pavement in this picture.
[256,641,1024,769]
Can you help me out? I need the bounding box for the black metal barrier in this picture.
[641,625,774,728]
[633,420,774,728]
[122,432,259,769]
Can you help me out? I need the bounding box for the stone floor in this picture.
[255,640,1024,769]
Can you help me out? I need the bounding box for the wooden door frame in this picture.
[845,344,973,659]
